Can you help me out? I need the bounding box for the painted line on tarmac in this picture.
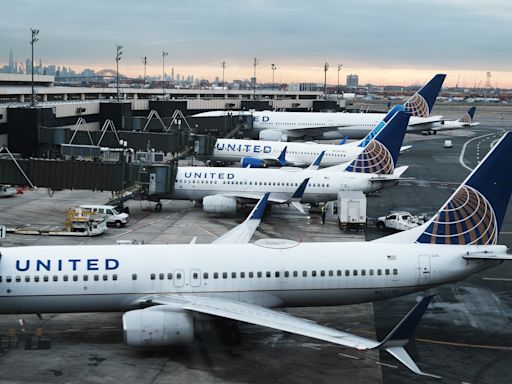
[376,362,398,369]
[416,337,512,351]
[338,352,360,360]
[481,277,512,282]
[459,132,500,171]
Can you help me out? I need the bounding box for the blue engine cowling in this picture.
[240,157,266,168]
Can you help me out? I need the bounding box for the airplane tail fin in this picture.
[277,146,288,166]
[458,107,476,124]
[404,74,446,118]
[358,104,404,147]
[307,151,325,170]
[345,111,410,175]
[375,132,512,244]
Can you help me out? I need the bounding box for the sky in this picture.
[2,0,512,87]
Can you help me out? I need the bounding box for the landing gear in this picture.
[155,202,162,211]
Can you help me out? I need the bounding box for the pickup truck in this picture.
[376,211,425,231]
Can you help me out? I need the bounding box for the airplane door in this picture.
[173,269,185,288]
[190,269,201,287]
[418,255,431,285]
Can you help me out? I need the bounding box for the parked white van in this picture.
[79,205,129,228]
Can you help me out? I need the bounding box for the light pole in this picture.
[222,60,225,89]
[253,57,259,98]
[30,28,39,106]
[162,51,168,96]
[141,56,147,87]
[271,63,277,90]
[115,44,123,101]
[323,62,329,94]
[337,63,342,96]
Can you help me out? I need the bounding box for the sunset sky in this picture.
[2,0,512,87]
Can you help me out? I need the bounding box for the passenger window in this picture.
[176,273,182,280]
[361,270,366,276]
[193,273,198,279]
[6,276,12,283]
[132,274,137,280]
[293,271,298,277]
[240,272,245,278]
[393,268,398,275]
[353,270,358,276]
[284,271,289,278]
[377,269,382,276]
[329,270,334,277]
[94,275,99,281]
[257,272,262,278]
[25,276,30,282]
[266,271,271,278]
[214,272,219,279]
[113,274,118,281]
[73,275,78,282]
[337,270,342,276]
[43,276,49,282]
[275,271,280,278]
[63,275,68,282]
[203,272,208,279]
[302,271,307,277]
[53,275,58,282]
[231,272,236,278]
[222,272,228,279]
[369,269,374,276]
[312,271,317,277]
[167,273,173,280]
[15,276,21,283]
[103,274,108,281]
[249,272,254,278]
[385,269,390,275]
[320,270,325,277]
[34,276,40,282]
[150,273,156,280]
[83,275,88,282]
[159,273,164,280]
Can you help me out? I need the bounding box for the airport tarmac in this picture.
[0,104,511,383]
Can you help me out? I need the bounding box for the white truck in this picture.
[336,191,367,230]
[79,205,129,228]
[376,211,425,231]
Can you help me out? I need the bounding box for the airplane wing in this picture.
[143,294,437,377]
[213,193,269,244]
[406,116,443,132]
[217,178,310,213]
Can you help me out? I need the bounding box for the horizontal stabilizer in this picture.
[463,251,512,260]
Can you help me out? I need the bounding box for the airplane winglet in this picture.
[378,295,434,348]
[249,192,270,220]
[287,178,310,214]
[277,146,288,166]
[212,193,270,244]
[307,151,325,170]
[376,295,439,378]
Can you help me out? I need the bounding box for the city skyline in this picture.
[2,0,512,87]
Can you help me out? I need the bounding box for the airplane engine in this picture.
[123,306,194,347]
[259,129,288,142]
[203,195,237,214]
[240,157,266,168]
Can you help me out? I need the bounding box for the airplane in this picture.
[173,110,410,214]
[203,105,408,168]
[0,131,511,377]
[192,74,446,141]
[420,106,479,134]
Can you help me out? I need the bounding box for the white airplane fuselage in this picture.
[0,242,504,314]
[210,138,362,167]
[249,111,437,139]
[170,165,392,203]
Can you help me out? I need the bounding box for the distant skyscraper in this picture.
[8,49,14,73]
[346,74,359,88]
[171,67,174,80]
[25,59,31,75]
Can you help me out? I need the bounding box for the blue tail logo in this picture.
[416,132,512,245]
[459,107,476,124]
[403,74,446,118]
[346,110,410,175]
